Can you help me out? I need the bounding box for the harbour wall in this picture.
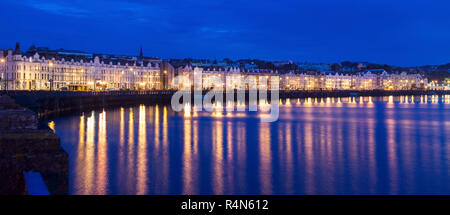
[0,95,68,195]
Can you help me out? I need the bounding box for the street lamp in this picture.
[49,61,54,91]
[0,58,5,92]
[0,58,4,92]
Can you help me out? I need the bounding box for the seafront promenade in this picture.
[1,90,449,118]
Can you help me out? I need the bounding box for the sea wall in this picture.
[1,90,449,118]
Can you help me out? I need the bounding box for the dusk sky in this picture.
[1,0,449,66]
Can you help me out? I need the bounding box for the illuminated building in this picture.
[0,43,428,91]
[0,43,163,91]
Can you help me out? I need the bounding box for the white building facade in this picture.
[171,65,428,91]
[0,48,162,91]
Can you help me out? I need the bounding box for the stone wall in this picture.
[0,95,68,195]
[0,110,38,130]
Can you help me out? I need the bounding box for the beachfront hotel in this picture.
[1,43,427,91]
[0,43,165,91]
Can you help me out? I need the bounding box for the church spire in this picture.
[14,42,21,55]
[139,46,143,58]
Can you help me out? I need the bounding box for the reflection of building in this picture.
[0,43,162,91]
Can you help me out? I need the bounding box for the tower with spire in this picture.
[13,42,21,55]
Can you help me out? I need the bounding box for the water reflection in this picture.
[127,108,135,193]
[161,106,170,193]
[303,123,314,194]
[83,111,95,194]
[386,113,398,194]
[118,108,125,193]
[182,117,193,194]
[259,122,272,194]
[137,105,147,194]
[96,110,107,194]
[226,121,234,194]
[212,120,224,194]
[282,123,293,194]
[53,96,450,195]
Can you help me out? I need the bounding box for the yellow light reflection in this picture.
[304,123,315,194]
[192,105,199,117]
[96,110,107,194]
[48,121,55,133]
[160,106,170,193]
[75,114,85,194]
[285,98,291,106]
[367,109,377,193]
[154,105,160,150]
[387,96,394,108]
[84,111,95,194]
[284,123,293,194]
[226,121,234,193]
[367,96,374,108]
[259,123,272,194]
[183,118,194,194]
[136,105,148,195]
[117,108,125,193]
[184,103,191,118]
[386,117,398,194]
[236,122,246,192]
[212,121,224,194]
[212,111,223,118]
[127,108,135,193]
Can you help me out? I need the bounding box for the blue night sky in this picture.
[0,0,449,66]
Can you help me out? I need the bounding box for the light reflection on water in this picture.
[52,96,450,194]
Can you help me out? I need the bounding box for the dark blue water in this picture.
[49,96,450,194]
